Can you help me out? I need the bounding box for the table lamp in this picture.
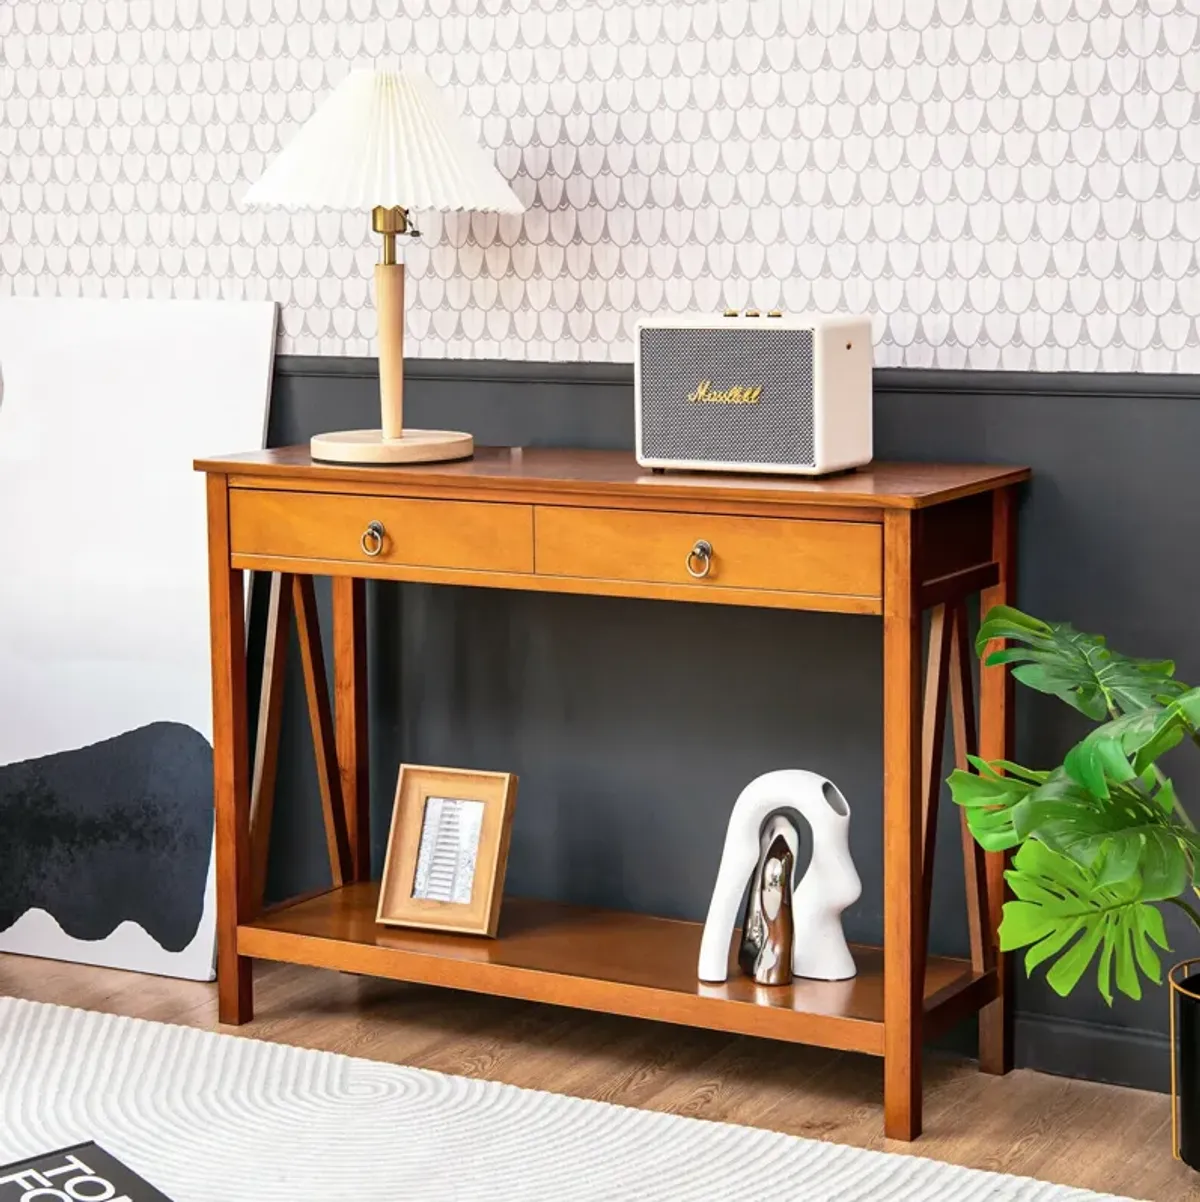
[244,69,524,464]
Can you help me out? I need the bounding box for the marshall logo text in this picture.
[686,380,763,404]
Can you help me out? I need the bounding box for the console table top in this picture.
[197,446,1030,511]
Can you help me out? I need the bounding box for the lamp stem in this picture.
[376,261,404,440]
[371,205,410,442]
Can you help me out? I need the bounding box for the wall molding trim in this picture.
[1015,1012,1168,1095]
[276,356,1200,402]
[277,355,632,388]
[877,369,1200,402]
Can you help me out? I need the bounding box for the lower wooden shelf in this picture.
[239,883,996,1057]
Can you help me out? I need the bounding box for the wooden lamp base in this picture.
[310,428,474,465]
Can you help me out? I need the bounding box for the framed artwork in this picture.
[377,765,517,937]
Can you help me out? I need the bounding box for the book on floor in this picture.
[0,1141,173,1201]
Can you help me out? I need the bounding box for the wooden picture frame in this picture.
[376,764,517,937]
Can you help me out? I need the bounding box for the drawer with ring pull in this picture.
[533,506,881,599]
[228,489,534,574]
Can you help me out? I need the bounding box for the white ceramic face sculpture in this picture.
[698,769,862,983]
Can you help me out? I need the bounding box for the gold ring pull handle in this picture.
[686,539,713,579]
[361,520,385,558]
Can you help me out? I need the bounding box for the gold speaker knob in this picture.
[745,309,760,317]
[768,310,783,317]
[723,309,738,317]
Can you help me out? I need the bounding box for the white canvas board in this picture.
[0,297,276,980]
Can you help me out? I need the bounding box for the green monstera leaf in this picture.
[1000,841,1171,1004]
[948,756,1050,852]
[1065,687,1200,799]
[976,605,1188,721]
[1012,773,1199,895]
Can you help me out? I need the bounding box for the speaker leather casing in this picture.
[634,313,873,476]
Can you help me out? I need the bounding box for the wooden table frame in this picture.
[199,447,1028,1141]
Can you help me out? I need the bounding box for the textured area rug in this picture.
[0,998,1137,1201]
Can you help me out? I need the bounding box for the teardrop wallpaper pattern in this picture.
[1,0,1197,370]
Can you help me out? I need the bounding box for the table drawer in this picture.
[535,507,881,597]
[229,489,534,574]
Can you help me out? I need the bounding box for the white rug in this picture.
[0,998,1137,1201]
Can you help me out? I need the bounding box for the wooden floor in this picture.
[1,953,1196,1201]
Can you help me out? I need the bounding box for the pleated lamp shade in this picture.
[244,69,524,214]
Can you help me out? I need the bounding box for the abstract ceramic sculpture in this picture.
[698,770,862,984]
[737,814,797,986]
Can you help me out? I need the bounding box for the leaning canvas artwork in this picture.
[0,297,276,980]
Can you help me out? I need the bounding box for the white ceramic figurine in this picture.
[698,769,862,984]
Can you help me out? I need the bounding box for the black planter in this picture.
[1171,961,1200,1169]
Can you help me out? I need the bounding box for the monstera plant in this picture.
[949,606,1200,1004]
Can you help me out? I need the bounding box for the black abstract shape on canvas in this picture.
[0,722,213,952]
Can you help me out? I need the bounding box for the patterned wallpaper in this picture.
[1,0,1197,370]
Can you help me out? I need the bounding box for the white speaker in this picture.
[634,312,873,476]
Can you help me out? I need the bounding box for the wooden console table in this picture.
[197,446,1029,1140]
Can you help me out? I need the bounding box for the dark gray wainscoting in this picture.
[256,356,1200,1094]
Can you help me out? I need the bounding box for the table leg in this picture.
[293,576,352,885]
[249,572,293,914]
[206,475,253,1025]
[949,602,994,980]
[333,577,370,882]
[978,486,1016,1075]
[883,511,923,1140]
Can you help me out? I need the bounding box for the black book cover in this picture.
[0,1141,173,1201]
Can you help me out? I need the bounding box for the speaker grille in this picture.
[638,327,815,466]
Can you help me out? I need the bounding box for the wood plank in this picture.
[332,577,370,882]
[230,490,534,574]
[923,968,1001,1040]
[238,884,987,1058]
[978,486,1018,1075]
[292,575,352,888]
[950,601,994,976]
[915,492,993,583]
[917,562,999,610]
[197,447,1031,511]
[227,473,881,524]
[230,554,885,615]
[534,506,882,599]
[205,474,253,1024]
[249,571,293,914]
[919,604,952,981]
[882,509,924,1140]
